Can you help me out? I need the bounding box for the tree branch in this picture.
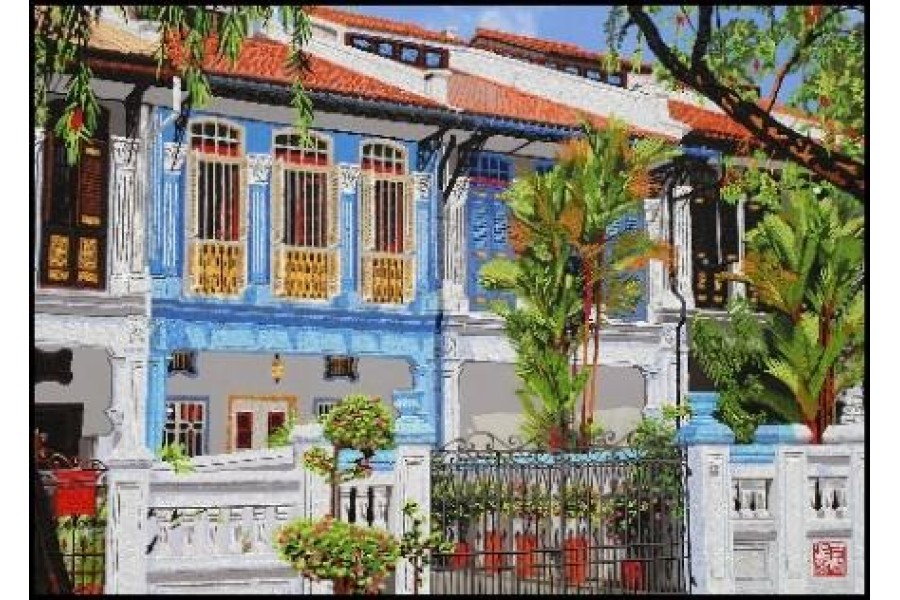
[692,6,713,70]
[627,5,865,203]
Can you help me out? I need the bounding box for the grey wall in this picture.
[165,352,412,454]
[34,346,113,438]
[458,362,646,442]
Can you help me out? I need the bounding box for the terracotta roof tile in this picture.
[308,6,462,45]
[164,33,441,109]
[667,99,751,141]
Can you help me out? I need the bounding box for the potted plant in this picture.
[507,484,551,579]
[557,483,602,587]
[274,394,399,594]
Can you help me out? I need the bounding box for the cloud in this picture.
[422,6,543,39]
[474,8,541,37]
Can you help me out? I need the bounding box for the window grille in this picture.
[271,132,339,300]
[163,399,207,457]
[315,399,338,420]
[344,32,449,69]
[186,120,247,297]
[360,141,414,304]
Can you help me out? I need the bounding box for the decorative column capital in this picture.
[448,176,470,207]
[412,172,433,202]
[163,142,187,172]
[338,163,361,194]
[112,136,140,170]
[247,153,272,185]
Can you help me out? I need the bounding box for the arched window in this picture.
[271,131,339,300]
[186,119,247,296]
[359,141,414,304]
[39,102,110,289]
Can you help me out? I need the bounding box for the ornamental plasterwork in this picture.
[412,172,432,201]
[112,136,140,170]
[338,163,361,194]
[163,142,187,172]
[247,153,273,185]
[448,176,470,207]
[442,333,458,359]
[34,313,149,357]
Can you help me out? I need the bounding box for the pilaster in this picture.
[104,455,153,594]
[109,136,146,295]
[337,163,360,307]
[247,153,272,285]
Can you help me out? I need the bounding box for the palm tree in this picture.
[480,120,675,447]
[738,191,864,442]
[555,121,675,443]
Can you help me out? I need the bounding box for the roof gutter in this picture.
[206,74,578,143]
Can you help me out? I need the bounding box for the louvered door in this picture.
[40,135,108,289]
[467,184,514,311]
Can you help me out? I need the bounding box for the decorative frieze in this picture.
[448,176,470,207]
[338,163,360,194]
[247,153,273,185]
[163,142,187,172]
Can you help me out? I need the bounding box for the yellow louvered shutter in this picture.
[402,175,415,302]
[359,172,375,301]
[271,160,285,296]
[327,167,341,298]
[186,151,201,293]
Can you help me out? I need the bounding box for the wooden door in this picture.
[227,395,297,452]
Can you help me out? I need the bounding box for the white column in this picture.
[442,177,469,313]
[34,128,45,289]
[644,197,665,323]
[105,455,152,594]
[107,317,153,461]
[686,445,735,593]
[776,447,807,594]
[292,423,332,595]
[441,359,463,445]
[109,137,141,295]
[639,363,665,416]
[393,444,432,595]
[730,197,747,300]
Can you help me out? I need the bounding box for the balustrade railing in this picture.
[361,253,413,304]
[188,240,246,296]
[273,246,339,300]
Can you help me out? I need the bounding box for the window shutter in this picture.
[271,161,285,296]
[327,167,340,247]
[360,172,376,252]
[186,152,201,293]
[77,140,106,227]
[402,175,415,253]
[235,157,249,292]
[402,175,415,302]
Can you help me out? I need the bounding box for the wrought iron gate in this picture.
[430,433,691,595]
[37,455,108,595]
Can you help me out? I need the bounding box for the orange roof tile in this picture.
[667,99,751,141]
[307,6,462,45]
[163,34,441,109]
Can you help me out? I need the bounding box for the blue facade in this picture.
[146,106,442,450]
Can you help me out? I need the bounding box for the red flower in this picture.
[805,5,823,28]
[68,108,84,133]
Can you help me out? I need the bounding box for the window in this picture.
[344,33,448,69]
[468,153,512,187]
[314,398,338,420]
[324,355,359,381]
[167,350,197,376]
[271,131,339,300]
[39,103,109,290]
[163,398,207,457]
[359,141,415,304]
[186,120,247,296]
[228,395,297,452]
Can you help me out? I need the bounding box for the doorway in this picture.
[227,395,297,452]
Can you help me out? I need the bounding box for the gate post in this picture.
[678,392,735,594]
[292,423,333,595]
[393,444,432,595]
[104,455,152,594]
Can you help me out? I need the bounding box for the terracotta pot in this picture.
[515,532,539,578]
[450,541,472,570]
[483,531,504,574]
[621,559,642,591]
[563,536,588,586]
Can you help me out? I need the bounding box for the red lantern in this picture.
[53,469,99,518]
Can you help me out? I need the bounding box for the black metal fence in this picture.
[38,456,108,595]
[430,434,690,595]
